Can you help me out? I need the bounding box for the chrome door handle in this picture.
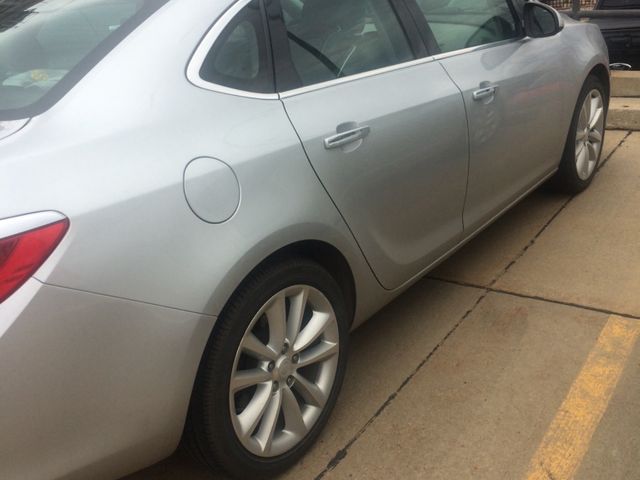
[472,85,498,101]
[324,126,371,150]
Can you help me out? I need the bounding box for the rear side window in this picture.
[199,0,274,93]
[415,0,520,54]
[279,0,415,87]
[0,0,166,120]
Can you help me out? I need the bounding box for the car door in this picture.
[270,0,469,290]
[409,0,567,232]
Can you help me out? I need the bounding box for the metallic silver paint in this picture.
[0,279,216,480]
[438,35,568,232]
[183,157,241,224]
[0,119,29,142]
[0,1,609,478]
[282,60,469,289]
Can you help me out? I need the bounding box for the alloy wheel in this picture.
[575,89,605,181]
[229,285,339,457]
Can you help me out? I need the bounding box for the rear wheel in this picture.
[186,257,349,479]
[551,75,607,194]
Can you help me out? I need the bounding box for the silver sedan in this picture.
[0,0,609,478]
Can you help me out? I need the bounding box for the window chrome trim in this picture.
[186,0,279,100]
[432,37,523,61]
[278,56,437,98]
[277,37,523,99]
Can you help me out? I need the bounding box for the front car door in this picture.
[409,0,567,232]
[270,0,469,289]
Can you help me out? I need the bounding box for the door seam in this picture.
[438,61,471,233]
[277,98,391,291]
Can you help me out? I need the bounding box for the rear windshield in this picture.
[0,0,166,120]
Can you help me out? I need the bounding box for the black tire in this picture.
[185,257,349,480]
[550,75,608,194]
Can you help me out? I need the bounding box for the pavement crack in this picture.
[313,291,490,479]
[485,130,632,288]
[487,195,571,288]
[598,130,632,170]
[325,448,347,471]
[430,276,640,322]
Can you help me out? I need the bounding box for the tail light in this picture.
[0,215,69,303]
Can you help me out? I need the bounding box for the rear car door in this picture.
[409,0,566,232]
[271,0,469,289]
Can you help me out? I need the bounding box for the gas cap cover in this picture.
[183,157,240,224]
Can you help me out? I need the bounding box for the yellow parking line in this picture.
[525,315,640,480]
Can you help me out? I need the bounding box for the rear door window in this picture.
[279,0,415,87]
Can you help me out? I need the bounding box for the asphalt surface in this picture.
[126,130,639,480]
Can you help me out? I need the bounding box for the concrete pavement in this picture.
[126,130,639,480]
[608,72,640,130]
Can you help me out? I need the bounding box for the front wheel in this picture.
[551,75,608,194]
[186,257,349,479]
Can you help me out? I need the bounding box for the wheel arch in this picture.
[278,240,357,321]
[217,239,357,327]
[588,63,610,104]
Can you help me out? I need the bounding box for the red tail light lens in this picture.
[0,219,69,303]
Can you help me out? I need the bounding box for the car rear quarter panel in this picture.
[0,279,215,480]
[558,20,610,118]
[0,0,384,324]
